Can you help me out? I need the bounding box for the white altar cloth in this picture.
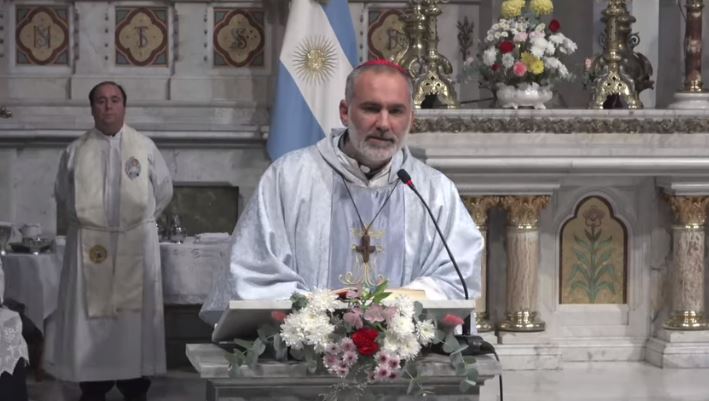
[1,253,61,333]
[0,306,29,375]
[160,237,230,305]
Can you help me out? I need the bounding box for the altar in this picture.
[186,343,501,401]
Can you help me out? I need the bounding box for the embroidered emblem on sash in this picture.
[89,244,108,264]
[124,157,141,179]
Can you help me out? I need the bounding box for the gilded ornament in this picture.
[89,244,108,264]
[500,196,550,228]
[462,196,499,227]
[293,36,337,85]
[665,195,709,228]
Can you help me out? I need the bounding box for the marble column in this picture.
[669,0,709,109]
[462,196,499,333]
[682,0,704,92]
[498,195,550,332]
[664,195,709,330]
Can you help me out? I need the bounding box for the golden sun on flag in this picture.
[292,36,337,85]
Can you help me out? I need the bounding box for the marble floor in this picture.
[27,362,709,401]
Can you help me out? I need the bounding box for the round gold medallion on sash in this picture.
[89,244,108,264]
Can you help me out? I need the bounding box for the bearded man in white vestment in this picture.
[201,60,483,325]
[46,81,173,401]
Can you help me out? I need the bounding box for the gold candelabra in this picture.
[588,0,654,109]
[395,0,458,109]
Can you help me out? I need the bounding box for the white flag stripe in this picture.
[280,1,353,136]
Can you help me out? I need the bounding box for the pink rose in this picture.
[344,308,364,329]
[513,61,527,77]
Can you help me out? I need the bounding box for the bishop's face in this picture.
[91,83,126,136]
[339,70,413,170]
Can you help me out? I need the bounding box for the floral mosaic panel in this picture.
[560,196,627,304]
[115,7,168,66]
[15,6,69,65]
[367,8,406,61]
[213,8,265,67]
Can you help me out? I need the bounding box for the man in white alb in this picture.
[46,81,173,401]
[201,60,483,323]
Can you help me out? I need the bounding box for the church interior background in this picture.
[3,0,709,399]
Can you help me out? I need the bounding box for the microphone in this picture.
[396,168,468,300]
[398,168,502,401]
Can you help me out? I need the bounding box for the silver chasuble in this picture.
[329,177,405,289]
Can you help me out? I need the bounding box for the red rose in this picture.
[351,327,379,356]
[498,40,515,54]
[491,63,501,72]
[549,19,561,33]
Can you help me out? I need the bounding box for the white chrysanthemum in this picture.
[483,47,498,66]
[530,37,548,58]
[486,34,495,42]
[397,336,422,360]
[543,56,561,71]
[545,41,556,56]
[501,53,515,69]
[388,315,415,336]
[534,23,546,32]
[306,289,339,313]
[558,63,570,78]
[280,309,334,351]
[562,38,578,54]
[549,33,565,45]
[415,320,436,345]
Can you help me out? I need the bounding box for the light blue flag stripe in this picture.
[267,63,324,160]
[267,0,357,161]
[323,1,358,67]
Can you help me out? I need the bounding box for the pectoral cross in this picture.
[341,228,385,287]
[355,231,376,263]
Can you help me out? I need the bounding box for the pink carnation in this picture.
[513,61,527,77]
[440,313,465,327]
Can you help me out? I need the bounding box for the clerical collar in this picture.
[336,131,392,185]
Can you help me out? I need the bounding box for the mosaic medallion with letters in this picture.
[560,196,627,304]
[115,7,168,66]
[368,9,406,61]
[213,8,264,67]
[16,6,69,65]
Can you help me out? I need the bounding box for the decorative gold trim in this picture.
[664,195,709,227]
[664,310,709,330]
[500,196,550,228]
[475,311,493,333]
[410,116,709,134]
[498,310,545,332]
[462,196,499,228]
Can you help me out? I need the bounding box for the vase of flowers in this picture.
[462,0,577,109]
[226,282,478,400]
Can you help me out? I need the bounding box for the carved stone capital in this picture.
[462,196,499,228]
[500,195,550,228]
[665,195,709,227]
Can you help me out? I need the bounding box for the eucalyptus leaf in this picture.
[232,338,253,349]
[466,367,479,382]
[442,332,460,354]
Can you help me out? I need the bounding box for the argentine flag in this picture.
[267,0,358,161]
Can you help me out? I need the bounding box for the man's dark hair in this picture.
[88,81,127,106]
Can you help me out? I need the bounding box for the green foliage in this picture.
[569,226,617,303]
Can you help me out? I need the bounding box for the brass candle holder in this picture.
[587,0,654,109]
